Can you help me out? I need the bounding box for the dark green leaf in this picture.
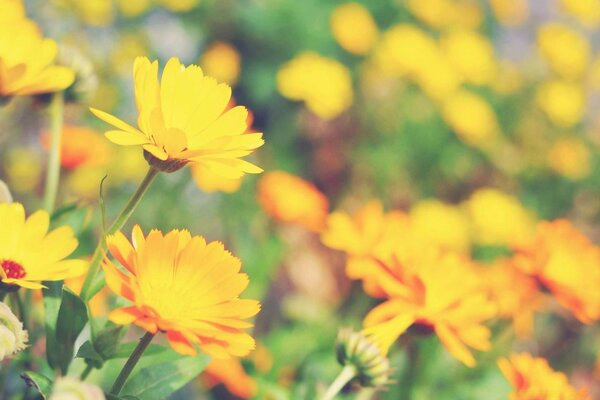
[43,280,63,372]
[121,353,211,400]
[76,341,104,368]
[52,288,89,374]
[21,371,52,399]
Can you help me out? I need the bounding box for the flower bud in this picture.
[49,377,105,400]
[335,328,390,388]
[0,302,28,360]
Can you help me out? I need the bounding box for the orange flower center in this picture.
[1,259,26,279]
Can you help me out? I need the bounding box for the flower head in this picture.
[103,225,260,358]
[336,328,390,388]
[0,302,28,360]
[91,57,264,176]
[513,220,600,323]
[0,1,75,97]
[330,3,379,55]
[0,203,86,289]
[49,377,105,400]
[499,353,591,400]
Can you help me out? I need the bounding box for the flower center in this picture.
[1,259,26,279]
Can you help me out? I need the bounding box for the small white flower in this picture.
[50,377,106,400]
[0,302,27,360]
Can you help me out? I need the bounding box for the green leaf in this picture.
[43,280,63,372]
[76,323,125,368]
[76,341,104,368]
[50,288,89,374]
[121,353,211,400]
[21,371,52,399]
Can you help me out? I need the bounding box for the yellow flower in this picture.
[102,225,260,358]
[0,4,75,97]
[560,0,600,27]
[464,188,535,247]
[499,353,592,400]
[199,42,241,86]
[537,23,590,80]
[91,57,264,177]
[330,3,378,55]
[536,80,584,128]
[0,0,26,22]
[3,147,42,195]
[0,203,86,289]
[258,171,329,232]
[191,165,242,194]
[547,137,591,180]
[362,250,496,367]
[513,220,600,324]
[277,52,353,120]
[406,0,482,30]
[442,90,500,147]
[490,0,528,26]
[409,199,470,253]
[441,29,496,86]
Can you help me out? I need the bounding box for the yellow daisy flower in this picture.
[90,57,264,177]
[0,1,75,97]
[0,203,86,289]
[102,225,260,358]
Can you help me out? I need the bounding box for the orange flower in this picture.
[499,353,591,400]
[258,171,329,232]
[321,201,409,296]
[513,220,600,323]
[102,225,260,358]
[41,125,111,170]
[362,249,496,367]
[202,358,257,399]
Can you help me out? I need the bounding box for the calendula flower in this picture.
[0,302,28,360]
[513,220,600,323]
[192,166,242,193]
[258,171,329,232]
[537,23,590,80]
[330,3,379,55]
[103,225,260,358]
[406,0,482,30]
[199,42,241,86]
[547,137,591,180]
[0,203,86,289]
[441,28,496,86]
[277,52,353,120]
[91,57,264,176]
[409,199,470,253]
[536,80,584,128]
[41,125,111,170]
[49,377,105,400]
[0,1,74,97]
[499,353,591,400]
[362,249,496,367]
[203,358,258,399]
[321,201,409,296]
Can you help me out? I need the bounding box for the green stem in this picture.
[80,364,93,381]
[80,166,159,302]
[321,365,356,400]
[110,331,155,396]
[43,92,64,212]
[10,292,28,333]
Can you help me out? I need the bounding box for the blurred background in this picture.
[1,0,600,398]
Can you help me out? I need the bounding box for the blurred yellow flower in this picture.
[56,0,115,26]
[537,23,590,80]
[103,225,260,358]
[442,90,500,147]
[91,57,264,177]
[490,0,528,26]
[0,203,86,289]
[0,0,25,22]
[362,250,496,367]
[200,42,241,86]
[499,353,592,400]
[409,199,470,253]
[277,52,353,120]
[536,80,584,128]
[258,171,329,232]
[464,188,535,247]
[203,358,257,399]
[0,4,75,97]
[330,3,378,55]
[441,29,496,86]
[3,147,42,194]
[513,220,600,324]
[192,165,242,194]
[560,0,600,27]
[42,125,111,170]
[483,260,545,338]
[414,55,462,101]
[547,137,591,180]
[406,0,482,30]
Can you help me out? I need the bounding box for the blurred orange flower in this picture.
[499,353,591,400]
[202,358,257,399]
[513,220,600,324]
[102,225,260,358]
[258,171,329,232]
[362,250,496,367]
[42,125,111,170]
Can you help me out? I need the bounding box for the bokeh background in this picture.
[1,0,600,398]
